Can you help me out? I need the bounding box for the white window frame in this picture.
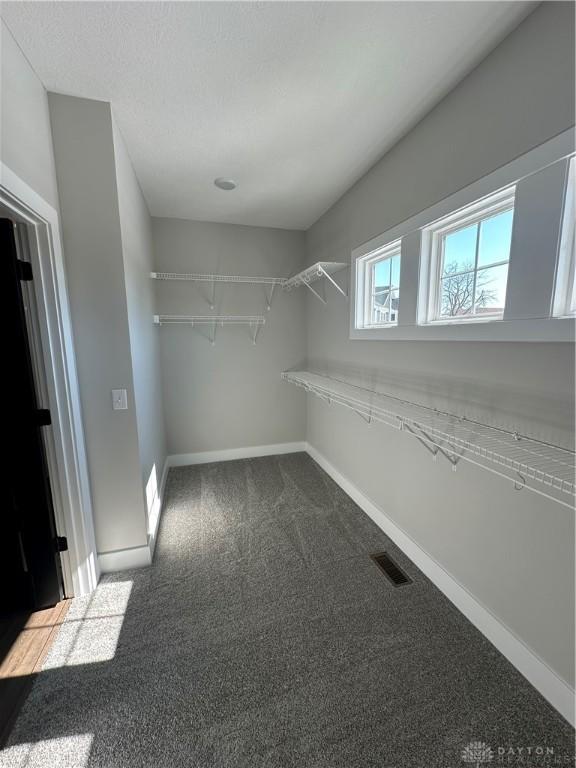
[349,128,574,343]
[553,157,576,318]
[355,239,401,329]
[423,187,515,325]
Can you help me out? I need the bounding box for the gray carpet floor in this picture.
[1,452,573,767]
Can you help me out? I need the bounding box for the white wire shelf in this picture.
[151,262,348,306]
[154,315,265,344]
[282,371,575,509]
[151,272,284,285]
[282,262,348,303]
[154,314,265,324]
[151,272,283,310]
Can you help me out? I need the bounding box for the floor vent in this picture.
[370,551,412,587]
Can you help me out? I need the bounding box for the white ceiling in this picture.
[2,1,535,230]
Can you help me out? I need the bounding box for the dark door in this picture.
[2,218,64,614]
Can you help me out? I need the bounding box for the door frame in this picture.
[1,162,99,598]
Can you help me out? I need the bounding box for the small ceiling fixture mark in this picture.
[214,177,237,191]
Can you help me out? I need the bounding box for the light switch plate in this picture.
[112,389,128,410]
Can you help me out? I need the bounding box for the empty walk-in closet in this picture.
[1,1,575,766]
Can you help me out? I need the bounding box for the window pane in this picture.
[442,224,477,276]
[389,254,400,321]
[369,253,400,325]
[390,254,401,290]
[374,258,390,289]
[474,264,508,315]
[440,271,474,317]
[478,209,513,267]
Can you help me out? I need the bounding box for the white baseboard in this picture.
[168,441,307,467]
[98,544,152,573]
[306,443,575,726]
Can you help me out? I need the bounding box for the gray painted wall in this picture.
[0,20,59,209]
[152,218,307,455]
[48,94,148,555]
[304,2,575,686]
[0,29,165,563]
[112,119,167,521]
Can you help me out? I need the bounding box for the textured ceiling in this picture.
[2,2,535,230]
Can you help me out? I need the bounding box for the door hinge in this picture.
[17,260,33,281]
[36,409,51,426]
[55,536,68,553]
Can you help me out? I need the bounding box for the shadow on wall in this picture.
[302,359,575,450]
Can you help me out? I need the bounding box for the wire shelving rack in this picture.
[154,315,265,345]
[151,272,283,310]
[151,272,284,284]
[282,262,348,303]
[151,263,348,306]
[282,370,575,509]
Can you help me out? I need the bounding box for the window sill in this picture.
[349,316,575,342]
[356,323,398,331]
[424,314,503,326]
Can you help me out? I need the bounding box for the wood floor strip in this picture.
[0,600,70,747]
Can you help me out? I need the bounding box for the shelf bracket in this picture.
[318,265,347,298]
[402,422,460,467]
[251,321,262,345]
[303,279,327,304]
[265,283,276,311]
[402,422,439,459]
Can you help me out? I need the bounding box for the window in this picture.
[424,188,515,323]
[553,157,576,317]
[350,129,574,342]
[356,240,401,328]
